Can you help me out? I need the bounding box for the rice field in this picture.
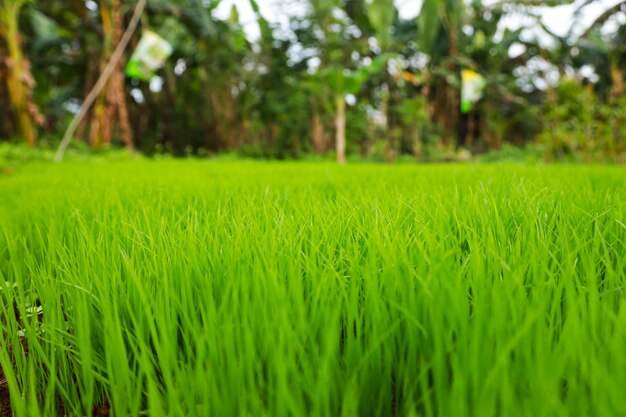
[1,161,625,417]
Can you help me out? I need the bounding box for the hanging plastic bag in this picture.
[461,69,486,114]
[125,31,173,81]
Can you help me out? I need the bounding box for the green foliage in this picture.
[0,142,54,173]
[539,78,626,162]
[477,143,545,163]
[321,53,394,95]
[365,0,396,49]
[2,0,626,161]
[417,0,443,54]
[0,142,141,174]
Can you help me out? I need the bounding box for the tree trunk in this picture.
[335,94,346,164]
[109,0,133,149]
[89,0,133,149]
[611,62,624,98]
[0,43,13,138]
[89,0,114,148]
[311,110,328,153]
[386,75,403,162]
[448,28,461,149]
[0,2,36,145]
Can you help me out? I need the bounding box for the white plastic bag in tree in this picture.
[461,69,486,114]
[126,31,173,81]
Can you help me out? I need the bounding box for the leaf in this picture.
[365,0,396,50]
[345,53,395,94]
[577,1,626,40]
[29,9,59,39]
[417,0,443,54]
[248,0,272,42]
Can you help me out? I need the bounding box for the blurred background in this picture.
[1,0,625,163]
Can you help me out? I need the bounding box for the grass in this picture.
[1,160,625,417]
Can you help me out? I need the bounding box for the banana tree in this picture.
[365,0,395,51]
[138,0,254,152]
[0,0,37,144]
[413,0,578,148]
[414,0,465,145]
[365,0,404,158]
[320,53,392,164]
[574,0,626,97]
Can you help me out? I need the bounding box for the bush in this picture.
[538,78,626,162]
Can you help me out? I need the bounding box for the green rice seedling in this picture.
[0,161,625,417]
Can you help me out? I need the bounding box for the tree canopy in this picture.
[0,0,625,162]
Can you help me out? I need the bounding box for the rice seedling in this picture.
[0,161,625,417]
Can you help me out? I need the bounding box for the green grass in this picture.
[1,161,625,417]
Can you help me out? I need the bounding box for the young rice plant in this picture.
[0,161,625,417]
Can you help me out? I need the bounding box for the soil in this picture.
[1,360,109,417]
[0,341,67,417]
[0,324,109,417]
[1,361,13,417]
[0,341,16,417]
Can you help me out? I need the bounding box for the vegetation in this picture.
[1,0,625,162]
[1,1,625,416]
[1,161,625,416]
